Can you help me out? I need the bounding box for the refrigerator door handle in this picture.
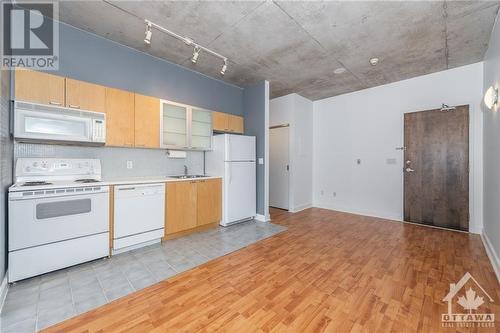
[228,163,232,184]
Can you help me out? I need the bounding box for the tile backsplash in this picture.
[14,143,204,179]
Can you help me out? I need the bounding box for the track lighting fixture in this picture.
[191,46,200,64]
[220,60,227,76]
[143,19,229,75]
[144,23,152,45]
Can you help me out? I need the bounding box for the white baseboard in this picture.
[313,202,401,221]
[255,214,270,222]
[290,203,312,213]
[313,203,472,234]
[313,202,481,234]
[481,231,500,282]
[0,271,9,313]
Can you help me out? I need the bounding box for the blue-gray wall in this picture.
[12,19,245,184]
[243,81,269,217]
[43,20,244,115]
[0,68,13,283]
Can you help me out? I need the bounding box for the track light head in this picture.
[144,23,152,45]
[220,60,227,75]
[191,46,200,64]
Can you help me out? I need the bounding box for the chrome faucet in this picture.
[184,165,188,176]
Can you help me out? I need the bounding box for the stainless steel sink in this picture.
[169,175,207,179]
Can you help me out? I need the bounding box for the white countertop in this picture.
[103,175,222,186]
[9,175,222,192]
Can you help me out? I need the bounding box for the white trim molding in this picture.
[255,214,270,222]
[290,203,312,213]
[481,231,500,281]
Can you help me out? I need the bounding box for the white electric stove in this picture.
[8,158,110,282]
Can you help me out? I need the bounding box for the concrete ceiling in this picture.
[57,1,500,100]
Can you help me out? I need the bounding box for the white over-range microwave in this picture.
[14,101,106,145]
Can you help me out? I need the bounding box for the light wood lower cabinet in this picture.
[165,179,222,238]
[165,181,198,235]
[197,179,222,226]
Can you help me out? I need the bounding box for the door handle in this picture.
[405,167,415,173]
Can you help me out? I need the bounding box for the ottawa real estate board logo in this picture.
[1,1,59,70]
[442,272,495,328]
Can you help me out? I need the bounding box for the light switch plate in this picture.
[126,161,133,169]
[258,158,264,165]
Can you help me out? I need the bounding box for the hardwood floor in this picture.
[44,208,499,333]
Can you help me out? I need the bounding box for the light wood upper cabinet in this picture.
[105,88,135,147]
[212,111,229,132]
[212,111,244,134]
[197,179,222,226]
[228,114,244,133]
[65,78,106,112]
[135,94,160,148]
[15,68,65,106]
[165,181,198,235]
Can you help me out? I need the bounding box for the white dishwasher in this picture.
[113,183,165,253]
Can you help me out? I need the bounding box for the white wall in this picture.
[482,13,500,277]
[313,63,484,233]
[270,93,313,212]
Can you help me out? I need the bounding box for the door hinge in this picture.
[395,146,407,151]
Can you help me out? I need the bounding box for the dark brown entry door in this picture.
[403,105,469,231]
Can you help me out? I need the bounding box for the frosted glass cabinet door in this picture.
[191,108,212,150]
[162,102,188,148]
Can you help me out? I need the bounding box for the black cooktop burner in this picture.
[21,181,53,186]
[75,179,100,183]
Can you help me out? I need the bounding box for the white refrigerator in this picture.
[206,134,256,226]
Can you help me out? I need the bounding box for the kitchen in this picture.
[3,1,500,333]
[0,15,275,330]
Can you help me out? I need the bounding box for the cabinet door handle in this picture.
[68,104,80,109]
[49,101,62,106]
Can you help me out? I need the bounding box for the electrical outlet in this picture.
[126,160,133,169]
